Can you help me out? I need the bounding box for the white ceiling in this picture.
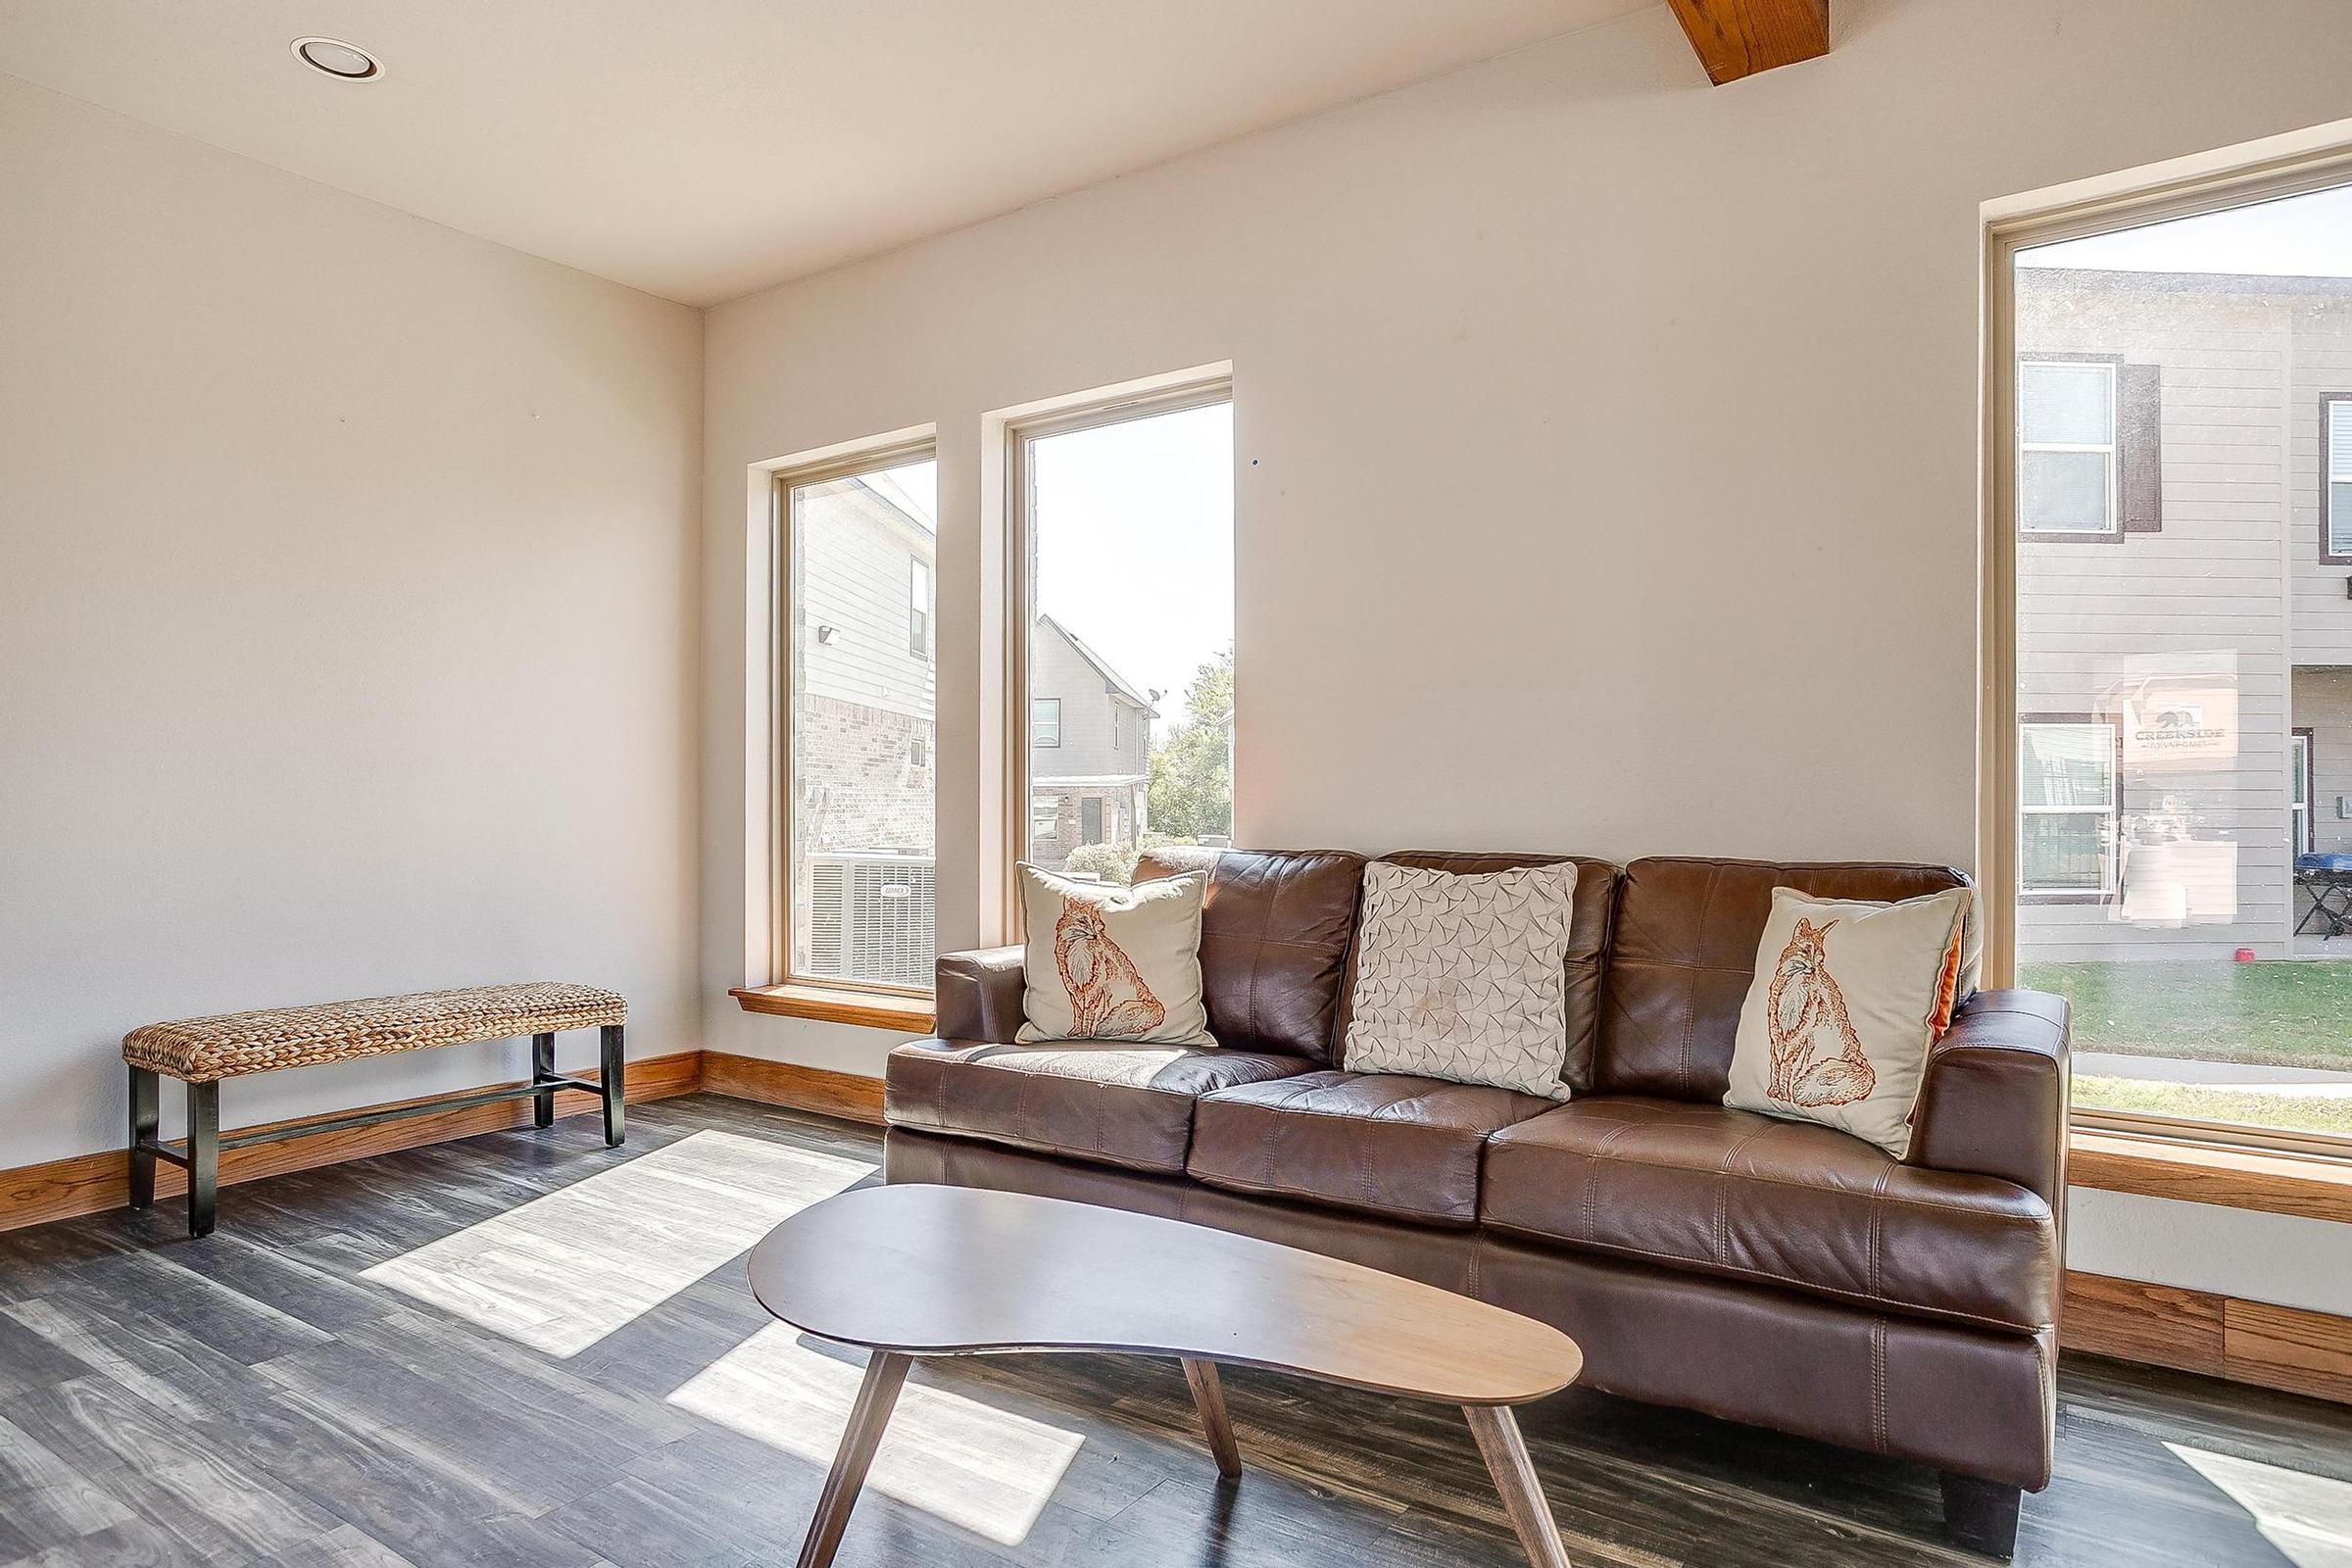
[0,0,1653,306]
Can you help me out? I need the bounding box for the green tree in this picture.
[1148,649,1234,840]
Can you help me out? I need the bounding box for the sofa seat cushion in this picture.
[1187,1070,1554,1226]
[1481,1097,2055,1333]
[884,1039,1311,1174]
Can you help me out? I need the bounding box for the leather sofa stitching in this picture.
[1501,1155,2052,1222]
[1712,1122,1766,1266]
[1868,1161,1893,1300]
[1480,1225,2052,1334]
[1871,1318,1888,1452]
[1187,1166,1476,1227]
[924,1121,1187,1175]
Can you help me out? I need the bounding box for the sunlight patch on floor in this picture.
[668,1326,1084,1545]
[361,1129,872,1355]
[2170,1443,2352,1567]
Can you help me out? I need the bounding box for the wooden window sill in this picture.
[2070,1128,2352,1225]
[729,985,935,1033]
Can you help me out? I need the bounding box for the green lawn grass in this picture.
[2020,959,2352,1072]
[2071,1074,2352,1137]
[2023,959,2352,1136]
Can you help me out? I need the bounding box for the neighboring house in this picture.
[1029,612,1157,872]
[793,473,936,985]
[2015,266,2352,961]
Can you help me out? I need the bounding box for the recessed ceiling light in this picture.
[291,36,380,80]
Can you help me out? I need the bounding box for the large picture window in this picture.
[1996,176,2352,1152]
[778,448,937,993]
[1013,384,1233,887]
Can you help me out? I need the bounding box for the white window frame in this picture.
[1033,697,1062,747]
[2327,399,2352,558]
[1031,793,1059,839]
[2017,720,2119,897]
[909,558,931,660]
[2293,730,2314,856]
[2018,359,2120,537]
[767,437,939,1001]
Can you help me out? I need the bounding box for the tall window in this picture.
[1015,385,1234,883]
[779,449,937,992]
[2019,359,2119,537]
[2328,399,2352,559]
[1998,177,2352,1149]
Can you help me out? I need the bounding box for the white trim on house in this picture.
[2328,398,2352,556]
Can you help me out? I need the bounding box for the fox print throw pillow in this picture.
[1724,885,1975,1157]
[1015,863,1215,1047]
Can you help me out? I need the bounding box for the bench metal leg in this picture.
[600,1024,625,1147]
[531,1032,558,1128]
[186,1080,220,1238]
[126,1066,160,1210]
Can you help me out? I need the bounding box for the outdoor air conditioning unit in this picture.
[806,853,937,988]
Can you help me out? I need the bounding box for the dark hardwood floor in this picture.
[0,1094,2346,1568]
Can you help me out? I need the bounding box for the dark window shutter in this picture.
[2120,362,2163,533]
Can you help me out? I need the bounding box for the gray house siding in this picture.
[2016,269,2352,961]
[1029,614,1154,871]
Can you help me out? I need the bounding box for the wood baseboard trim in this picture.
[700,1052,887,1125]
[0,1051,705,1235]
[2064,1270,2352,1405]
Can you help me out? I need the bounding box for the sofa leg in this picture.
[1940,1472,2023,1559]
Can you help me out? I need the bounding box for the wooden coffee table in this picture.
[746,1184,1586,1568]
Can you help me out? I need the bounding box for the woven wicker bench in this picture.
[122,982,627,1236]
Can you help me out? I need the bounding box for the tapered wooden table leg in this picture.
[1464,1404,1572,1568]
[1182,1357,1243,1478]
[795,1351,912,1568]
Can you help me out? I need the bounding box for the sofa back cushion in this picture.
[1134,848,1367,1062]
[1339,852,1620,1094]
[1597,858,1971,1102]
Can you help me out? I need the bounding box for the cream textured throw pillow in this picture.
[1725,886,1975,1157]
[1342,861,1578,1100]
[1015,863,1214,1047]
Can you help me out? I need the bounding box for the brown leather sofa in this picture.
[883,849,2069,1558]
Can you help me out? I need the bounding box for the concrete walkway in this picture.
[2077,1050,2352,1098]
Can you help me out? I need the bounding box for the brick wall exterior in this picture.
[798,692,934,855]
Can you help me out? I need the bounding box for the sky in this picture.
[864,460,936,532]
[1030,402,1234,722]
[2022,179,2352,276]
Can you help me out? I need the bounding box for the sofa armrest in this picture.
[934,946,1027,1044]
[1906,989,2071,1203]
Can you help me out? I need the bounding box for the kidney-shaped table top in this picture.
[747,1183,1582,1407]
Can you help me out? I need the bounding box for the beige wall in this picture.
[0,74,704,1166]
[700,0,2352,1312]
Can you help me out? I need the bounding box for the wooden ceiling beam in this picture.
[1664,0,1830,85]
